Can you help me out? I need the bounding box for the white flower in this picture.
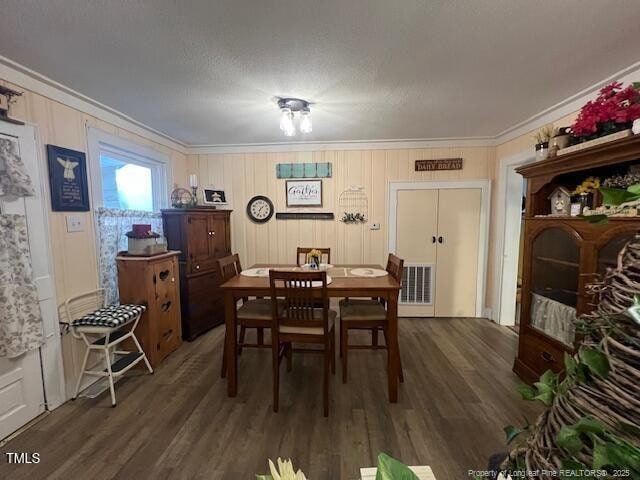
[268,458,307,480]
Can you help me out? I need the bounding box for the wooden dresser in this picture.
[116,251,182,368]
[161,208,232,340]
[514,135,640,383]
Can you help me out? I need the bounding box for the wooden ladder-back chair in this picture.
[338,253,405,384]
[296,247,331,266]
[269,270,336,417]
[218,254,281,378]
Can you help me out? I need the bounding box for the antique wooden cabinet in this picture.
[116,251,182,367]
[161,208,232,340]
[514,135,640,383]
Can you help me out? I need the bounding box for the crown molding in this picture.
[186,136,496,154]
[495,60,640,145]
[2,54,639,155]
[0,55,188,154]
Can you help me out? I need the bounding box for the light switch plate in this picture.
[65,215,83,233]
[369,223,380,230]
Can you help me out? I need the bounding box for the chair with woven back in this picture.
[338,253,405,384]
[269,270,336,417]
[296,247,331,266]
[218,253,281,378]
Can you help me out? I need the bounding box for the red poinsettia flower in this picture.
[572,82,640,138]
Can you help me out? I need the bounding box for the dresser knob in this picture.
[211,231,216,236]
[541,351,555,362]
[196,264,200,270]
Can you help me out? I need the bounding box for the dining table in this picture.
[219,264,402,402]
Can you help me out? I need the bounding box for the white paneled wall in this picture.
[187,146,495,281]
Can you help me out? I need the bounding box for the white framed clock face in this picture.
[246,195,274,223]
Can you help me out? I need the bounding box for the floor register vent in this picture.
[400,264,433,305]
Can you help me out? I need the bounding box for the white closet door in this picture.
[0,128,46,440]
[434,188,482,317]
[395,189,438,317]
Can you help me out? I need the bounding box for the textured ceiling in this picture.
[1,0,640,146]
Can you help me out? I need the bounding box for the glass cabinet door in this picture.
[529,227,579,346]
[598,232,636,275]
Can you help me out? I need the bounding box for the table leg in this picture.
[387,293,399,403]
[224,290,238,397]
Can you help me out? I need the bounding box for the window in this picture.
[88,128,169,212]
[99,154,154,211]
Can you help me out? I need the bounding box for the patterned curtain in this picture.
[0,214,44,358]
[96,208,163,305]
[0,137,35,200]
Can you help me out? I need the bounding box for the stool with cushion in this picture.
[67,289,153,407]
[339,254,405,384]
[269,270,336,417]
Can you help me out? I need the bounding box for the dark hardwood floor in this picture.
[0,318,541,480]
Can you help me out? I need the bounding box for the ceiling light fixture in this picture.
[277,97,312,136]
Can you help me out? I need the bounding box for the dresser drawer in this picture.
[519,332,566,378]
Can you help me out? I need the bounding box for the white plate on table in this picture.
[349,268,388,277]
[241,267,271,277]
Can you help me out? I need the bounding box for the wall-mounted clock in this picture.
[246,195,274,223]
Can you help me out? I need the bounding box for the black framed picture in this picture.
[202,187,227,205]
[46,145,90,212]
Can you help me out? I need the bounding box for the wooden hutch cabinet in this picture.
[514,135,640,383]
[161,208,232,340]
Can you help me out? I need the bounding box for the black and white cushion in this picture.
[71,304,146,328]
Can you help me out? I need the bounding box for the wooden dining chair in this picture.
[269,270,336,417]
[218,254,281,378]
[338,253,405,384]
[296,247,331,266]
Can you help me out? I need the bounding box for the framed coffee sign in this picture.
[46,145,90,211]
[415,158,463,171]
[286,179,322,207]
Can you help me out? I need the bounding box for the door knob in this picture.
[438,236,443,244]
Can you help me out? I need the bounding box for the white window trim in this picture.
[87,126,170,212]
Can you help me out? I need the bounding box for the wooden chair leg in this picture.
[383,328,404,383]
[272,337,280,413]
[330,329,336,375]
[323,338,330,417]
[372,328,379,346]
[257,327,265,346]
[238,326,246,355]
[341,323,348,384]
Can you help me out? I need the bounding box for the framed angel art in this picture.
[46,145,90,211]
